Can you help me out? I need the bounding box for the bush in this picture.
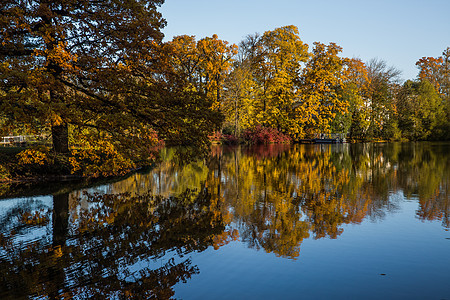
[17,147,51,166]
[242,125,291,144]
[10,146,72,178]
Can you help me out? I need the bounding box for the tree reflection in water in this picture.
[0,142,448,298]
[0,188,225,299]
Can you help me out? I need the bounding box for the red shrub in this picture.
[242,125,291,144]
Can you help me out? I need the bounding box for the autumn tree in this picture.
[443,47,450,102]
[298,42,347,136]
[196,34,238,113]
[220,35,266,136]
[230,26,309,137]
[163,35,201,87]
[220,33,265,132]
[416,56,444,93]
[416,47,450,100]
[158,36,224,148]
[416,47,450,139]
[257,26,309,136]
[0,0,222,176]
[222,61,256,135]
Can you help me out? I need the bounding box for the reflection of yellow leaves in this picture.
[19,209,49,225]
[53,245,63,258]
[212,229,240,250]
[105,214,116,224]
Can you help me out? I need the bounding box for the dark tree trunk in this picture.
[52,193,69,247]
[51,123,69,154]
[48,193,69,298]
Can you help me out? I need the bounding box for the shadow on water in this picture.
[0,142,449,299]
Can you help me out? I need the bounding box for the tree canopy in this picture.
[0,0,221,176]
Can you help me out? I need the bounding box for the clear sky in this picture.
[159,0,449,81]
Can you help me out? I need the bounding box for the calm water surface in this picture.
[0,142,449,299]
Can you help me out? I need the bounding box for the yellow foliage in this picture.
[70,139,136,177]
[50,114,64,126]
[47,41,79,71]
[17,148,50,166]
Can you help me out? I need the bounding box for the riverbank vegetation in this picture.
[1,1,449,179]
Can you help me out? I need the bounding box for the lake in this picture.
[0,142,449,299]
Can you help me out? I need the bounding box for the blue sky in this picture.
[159,0,449,81]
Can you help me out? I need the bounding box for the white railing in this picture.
[0,135,38,147]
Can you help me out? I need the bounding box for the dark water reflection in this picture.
[0,142,449,299]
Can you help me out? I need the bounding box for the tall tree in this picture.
[416,56,444,93]
[416,47,450,139]
[341,58,371,140]
[298,42,346,136]
[416,47,450,100]
[256,25,309,136]
[226,33,265,131]
[365,58,402,140]
[196,34,238,113]
[0,0,224,177]
[164,35,201,87]
[1,0,167,153]
[222,61,256,135]
[397,80,445,140]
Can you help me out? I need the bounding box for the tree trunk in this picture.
[52,123,69,154]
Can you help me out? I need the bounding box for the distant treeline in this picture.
[164,26,449,142]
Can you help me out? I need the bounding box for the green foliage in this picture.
[415,47,450,140]
[360,59,401,140]
[397,80,445,140]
